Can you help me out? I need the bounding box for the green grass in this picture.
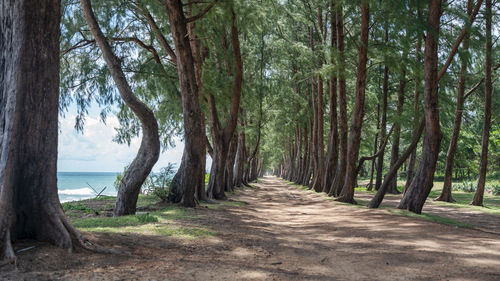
[71,213,158,228]
[387,209,474,229]
[200,200,247,209]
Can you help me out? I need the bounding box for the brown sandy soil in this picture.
[2,176,500,281]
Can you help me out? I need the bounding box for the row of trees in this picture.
[263,0,498,213]
[0,0,266,262]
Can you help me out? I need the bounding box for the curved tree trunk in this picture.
[81,0,160,216]
[398,0,443,214]
[165,0,206,207]
[471,0,492,206]
[336,0,369,204]
[0,0,91,262]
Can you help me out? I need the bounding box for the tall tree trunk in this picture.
[405,36,423,193]
[367,104,380,191]
[471,0,492,206]
[375,27,390,191]
[81,0,160,216]
[312,76,325,192]
[329,3,347,197]
[336,0,369,204]
[234,128,246,187]
[387,63,407,194]
[225,134,238,192]
[0,0,88,261]
[206,8,243,200]
[436,0,473,202]
[397,0,443,214]
[165,0,206,207]
[323,0,338,193]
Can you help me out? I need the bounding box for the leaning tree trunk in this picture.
[165,0,206,207]
[329,3,348,197]
[398,0,443,214]
[471,0,492,206]
[81,0,160,216]
[0,0,90,262]
[336,0,369,204]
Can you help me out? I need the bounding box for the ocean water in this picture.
[58,172,118,203]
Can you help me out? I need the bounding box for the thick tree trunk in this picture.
[387,65,406,194]
[471,0,492,206]
[0,0,90,262]
[81,0,160,216]
[336,0,369,204]
[329,3,347,197]
[397,0,443,214]
[165,0,206,207]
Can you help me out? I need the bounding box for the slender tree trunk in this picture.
[405,36,423,193]
[369,118,425,208]
[367,104,380,191]
[436,1,473,202]
[324,0,338,193]
[471,0,492,206]
[336,0,369,204]
[234,129,246,187]
[0,0,90,261]
[398,0,443,214]
[375,27,390,191]
[329,3,347,197]
[81,0,160,216]
[225,134,238,192]
[313,76,325,192]
[387,63,407,194]
[165,0,206,207]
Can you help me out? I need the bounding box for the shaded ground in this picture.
[2,177,500,280]
[353,182,500,234]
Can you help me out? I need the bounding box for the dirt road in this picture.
[2,177,500,280]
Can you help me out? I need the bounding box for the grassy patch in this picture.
[388,209,474,229]
[201,200,247,209]
[71,213,158,228]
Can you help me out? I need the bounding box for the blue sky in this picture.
[57,105,186,173]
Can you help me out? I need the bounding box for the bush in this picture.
[452,181,476,193]
[486,183,500,196]
[147,163,176,201]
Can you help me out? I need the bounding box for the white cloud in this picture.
[58,114,185,172]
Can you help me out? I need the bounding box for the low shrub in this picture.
[452,181,476,193]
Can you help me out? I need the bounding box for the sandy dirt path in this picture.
[2,176,500,280]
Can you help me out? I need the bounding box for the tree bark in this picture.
[165,0,206,207]
[375,27,390,191]
[336,0,369,204]
[0,0,90,261]
[367,104,380,191]
[471,0,492,206]
[369,118,425,208]
[81,0,160,216]
[329,3,347,197]
[387,62,407,194]
[323,0,338,193]
[397,0,443,214]
[206,8,243,200]
[436,0,473,202]
[405,36,423,193]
